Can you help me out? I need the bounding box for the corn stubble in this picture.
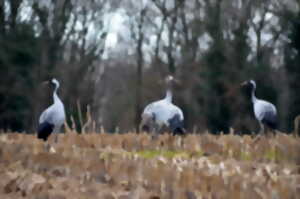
[0,131,299,199]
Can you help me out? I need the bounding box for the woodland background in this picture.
[0,0,299,134]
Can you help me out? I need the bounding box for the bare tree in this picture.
[151,0,184,74]
[127,3,148,132]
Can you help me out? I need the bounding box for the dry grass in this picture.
[0,131,299,199]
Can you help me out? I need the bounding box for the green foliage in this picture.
[284,11,300,131]
[0,23,40,131]
[131,149,200,159]
[199,19,249,133]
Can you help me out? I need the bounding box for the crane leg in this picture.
[151,124,161,140]
[259,122,265,135]
[55,133,59,143]
[43,141,52,152]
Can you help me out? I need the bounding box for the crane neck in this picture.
[251,87,257,103]
[165,89,173,103]
[53,86,61,104]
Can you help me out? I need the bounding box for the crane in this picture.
[37,78,65,141]
[241,80,277,134]
[140,75,185,136]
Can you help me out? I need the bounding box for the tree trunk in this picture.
[0,0,5,34]
[135,8,147,133]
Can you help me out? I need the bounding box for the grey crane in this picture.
[140,75,185,136]
[37,78,65,141]
[241,80,278,134]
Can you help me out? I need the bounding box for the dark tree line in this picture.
[0,0,299,134]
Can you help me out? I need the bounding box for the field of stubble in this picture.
[0,131,299,199]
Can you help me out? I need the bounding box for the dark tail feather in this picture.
[141,125,150,132]
[262,119,277,130]
[37,122,54,141]
[173,127,186,135]
[168,114,185,135]
[262,112,278,130]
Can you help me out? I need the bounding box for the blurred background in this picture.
[0,0,299,134]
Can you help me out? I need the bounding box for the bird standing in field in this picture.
[241,80,278,134]
[37,78,65,141]
[140,75,185,136]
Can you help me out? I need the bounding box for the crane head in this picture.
[165,75,180,86]
[241,79,256,90]
[42,78,60,89]
[165,75,174,82]
[51,78,59,86]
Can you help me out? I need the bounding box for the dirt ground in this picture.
[0,132,299,199]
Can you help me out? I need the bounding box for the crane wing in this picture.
[254,100,277,121]
[141,98,184,134]
[39,106,53,124]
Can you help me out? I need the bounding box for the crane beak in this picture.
[240,81,247,87]
[42,80,50,85]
